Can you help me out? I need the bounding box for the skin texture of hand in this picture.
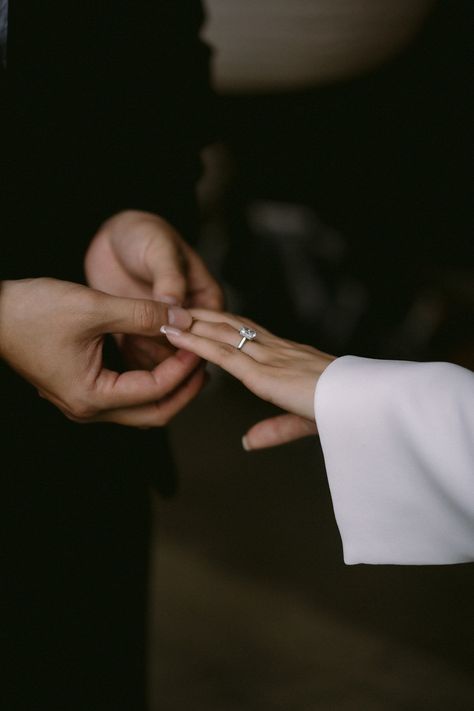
[84,210,224,369]
[161,309,336,450]
[0,278,205,427]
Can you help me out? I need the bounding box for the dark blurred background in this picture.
[149,1,473,709]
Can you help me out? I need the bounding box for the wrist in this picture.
[304,353,336,421]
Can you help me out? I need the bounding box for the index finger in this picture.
[93,366,207,427]
[92,349,201,410]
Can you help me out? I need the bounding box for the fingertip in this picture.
[160,325,183,337]
[242,434,251,451]
[168,306,193,329]
[152,274,186,306]
[155,294,179,306]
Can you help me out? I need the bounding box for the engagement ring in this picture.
[237,326,257,350]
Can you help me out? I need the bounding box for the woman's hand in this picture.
[161,309,336,449]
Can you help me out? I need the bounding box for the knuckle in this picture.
[222,323,237,337]
[216,342,236,362]
[76,290,104,328]
[134,300,160,334]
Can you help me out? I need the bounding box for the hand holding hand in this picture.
[161,309,335,449]
[0,278,204,427]
[84,210,224,368]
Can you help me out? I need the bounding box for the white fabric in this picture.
[314,356,474,565]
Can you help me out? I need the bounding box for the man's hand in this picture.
[84,210,224,368]
[0,278,205,427]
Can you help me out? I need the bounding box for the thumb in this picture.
[242,414,317,451]
[94,294,192,337]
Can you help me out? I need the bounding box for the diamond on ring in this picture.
[237,326,257,350]
[239,327,257,341]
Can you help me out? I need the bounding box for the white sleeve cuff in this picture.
[314,356,474,565]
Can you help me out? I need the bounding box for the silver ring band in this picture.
[237,326,257,350]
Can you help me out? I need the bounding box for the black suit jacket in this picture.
[2,0,215,279]
[1,5,214,708]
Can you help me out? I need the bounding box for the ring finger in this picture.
[189,308,273,338]
[190,319,272,361]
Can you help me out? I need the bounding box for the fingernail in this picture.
[242,435,251,451]
[160,325,183,337]
[156,294,179,305]
[168,306,192,329]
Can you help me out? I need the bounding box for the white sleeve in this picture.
[314,356,474,565]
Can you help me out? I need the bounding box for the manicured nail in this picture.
[156,294,179,305]
[168,306,192,329]
[160,325,183,337]
[242,435,251,451]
